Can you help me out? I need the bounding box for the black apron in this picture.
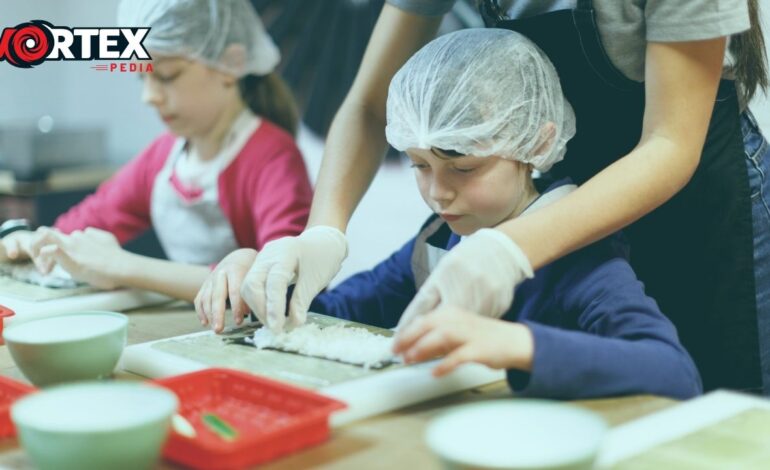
[480,0,759,391]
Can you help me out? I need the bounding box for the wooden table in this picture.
[0,303,678,469]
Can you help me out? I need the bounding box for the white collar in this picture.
[173,109,261,184]
[520,183,578,216]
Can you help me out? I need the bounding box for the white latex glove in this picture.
[396,228,534,330]
[240,226,348,332]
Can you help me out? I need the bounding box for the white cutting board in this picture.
[0,261,173,329]
[121,329,506,426]
[597,390,770,467]
[0,289,171,327]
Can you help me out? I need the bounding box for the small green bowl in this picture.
[11,382,178,470]
[426,400,607,470]
[4,311,128,387]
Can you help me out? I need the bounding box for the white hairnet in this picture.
[117,0,279,77]
[386,28,575,172]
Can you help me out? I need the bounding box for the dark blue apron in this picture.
[481,0,759,391]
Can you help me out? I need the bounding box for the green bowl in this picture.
[4,311,128,387]
[426,400,607,470]
[11,382,178,470]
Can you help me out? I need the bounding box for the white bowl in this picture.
[426,400,607,470]
[4,311,128,386]
[11,382,178,470]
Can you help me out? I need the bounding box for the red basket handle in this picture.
[0,305,15,345]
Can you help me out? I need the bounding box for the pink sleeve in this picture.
[53,135,175,244]
[250,144,312,248]
[219,123,312,251]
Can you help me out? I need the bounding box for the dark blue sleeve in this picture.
[508,249,703,400]
[309,238,417,329]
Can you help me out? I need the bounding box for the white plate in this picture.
[426,400,607,469]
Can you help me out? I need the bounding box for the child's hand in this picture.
[29,227,125,289]
[393,305,534,377]
[0,230,34,261]
[195,248,257,333]
[26,227,65,272]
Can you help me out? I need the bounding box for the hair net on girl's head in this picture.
[117,0,279,77]
[385,28,575,172]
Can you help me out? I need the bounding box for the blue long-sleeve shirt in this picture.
[310,182,702,400]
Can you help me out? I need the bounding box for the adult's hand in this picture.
[397,228,533,331]
[240,226,348,332]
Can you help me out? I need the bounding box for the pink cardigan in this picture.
[55,120,312,252]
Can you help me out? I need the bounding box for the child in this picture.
[197,29,701,400]
[0,0,312,303]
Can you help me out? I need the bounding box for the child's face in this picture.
[407,148,536,236]
[140,56,240,138]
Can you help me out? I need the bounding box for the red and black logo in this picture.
[0,20,150,69]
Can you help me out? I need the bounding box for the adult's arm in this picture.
[239,5,442,331]
[308,4,442,230]
[499,39,726,268]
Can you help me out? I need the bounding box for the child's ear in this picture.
[220,44,248,83]
[533,122,556,156]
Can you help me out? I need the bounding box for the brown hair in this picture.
[730,0,768,105]
[238,72,300,137]
[478,0,768,106]
[477,0,506,22]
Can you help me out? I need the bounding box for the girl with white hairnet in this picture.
[198,29,702,399]
[0,0,312,313]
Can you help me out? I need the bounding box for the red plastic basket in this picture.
[154,368,346,470]
[0,305,16,345]
[0,375,36,438]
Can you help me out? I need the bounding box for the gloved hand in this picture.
[240,226,348,332]
[396,228,533,331]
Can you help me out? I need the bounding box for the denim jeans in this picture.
[741,109,770,395]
